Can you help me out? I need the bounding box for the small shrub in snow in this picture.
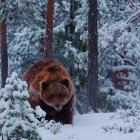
[102,108,140,133]
[102,123,135,133]
[0,72,46,140]
[99,87,116,112]
[45,120,62,134]
[110,90,140,110]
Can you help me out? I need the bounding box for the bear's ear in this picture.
[28,72,46,94]
[28,78,41,101]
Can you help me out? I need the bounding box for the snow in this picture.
[38,112,140,140]
[53,21,65,33]
[111,65,136,72]
[35,106,46,118]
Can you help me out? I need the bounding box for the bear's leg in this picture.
[54,108,73,124]
[54,97,75,124]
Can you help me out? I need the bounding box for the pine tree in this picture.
[0,72,45,140]
[5,0,46,75]
[87,0,98,112]
[45,0,54,58]
[0,0,8,88]
[98,0,140,110]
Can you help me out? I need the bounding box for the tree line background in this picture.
[1,0,140,113]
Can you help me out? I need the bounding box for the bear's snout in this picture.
[54,104,63,111]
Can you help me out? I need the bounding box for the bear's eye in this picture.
[61,79,69,88]
[42,83,49,89]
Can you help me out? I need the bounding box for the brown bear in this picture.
[22,59,75,124]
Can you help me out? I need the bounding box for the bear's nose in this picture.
[55,104,59,108]
[54,104,62,111]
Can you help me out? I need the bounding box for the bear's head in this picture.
[28,64,74,111]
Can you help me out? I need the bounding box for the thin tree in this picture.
[0,0,8,88]
[87,0,98,112]
[45,0,55,58]
[67,0,75,76]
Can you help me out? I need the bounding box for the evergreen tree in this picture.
[3,0,47,75]
[87,0,98,112]
[0,72,45,140]
[98,0,140,110]
[0,0,8,88]
[44,0,54,58]
[53,0,89,113]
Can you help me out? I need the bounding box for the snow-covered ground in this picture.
[39,112,140,140]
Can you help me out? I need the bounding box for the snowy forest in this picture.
[1,0,140,140]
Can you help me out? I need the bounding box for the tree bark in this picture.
[0,19,8,88]
[45,0,54,58]
[87,0,98,112]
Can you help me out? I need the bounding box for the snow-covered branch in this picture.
[128,0,140,10]
[127,10,140,23]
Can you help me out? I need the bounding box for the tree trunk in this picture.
[69,0,75,40]
[45,0,54,58]
[87,0,98,112]
[0,19,8,88]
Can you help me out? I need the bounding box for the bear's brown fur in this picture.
[22,59,75,124]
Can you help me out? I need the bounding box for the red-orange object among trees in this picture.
[107,54,136,93]
[0,0,8,88]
